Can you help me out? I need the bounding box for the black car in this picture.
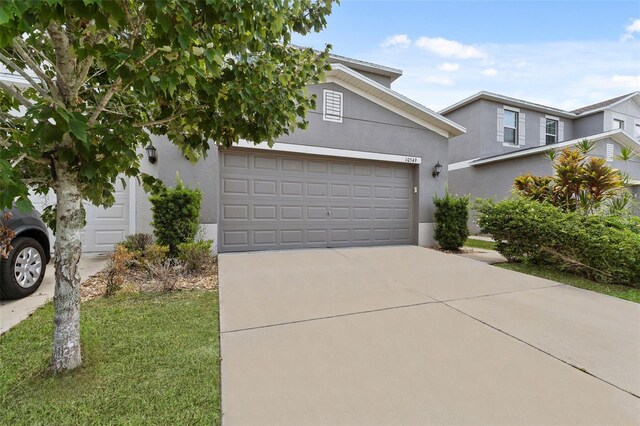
[0,208,51,299]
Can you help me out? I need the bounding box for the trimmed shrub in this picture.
[121,233,154,254]
[433,191,470,250]
[477,197,640,286]
[149,180,202,257]
[178,240,214,273]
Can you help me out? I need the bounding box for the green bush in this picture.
[178,240,214,273]
[477,197,640,286]
[120,233,154,254]
[433,191,470,250]
[150,180,202,257]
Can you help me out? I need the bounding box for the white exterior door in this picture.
[29,178,133,253]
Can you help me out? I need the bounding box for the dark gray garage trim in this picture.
[219,149,416,252]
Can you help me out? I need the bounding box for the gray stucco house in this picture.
[128,55,465,254]
[440,91,640,226]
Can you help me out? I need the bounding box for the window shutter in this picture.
[606,143,614,162]
[540,117,546,146]
[558,121,564,142]
[518,112,526,146]
[497,108,504,143]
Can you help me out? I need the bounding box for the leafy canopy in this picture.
[0,0,335,210]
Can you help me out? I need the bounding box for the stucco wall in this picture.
[573,112,604,138]
[137,82,450,248]
[445,99,575,163]
[605,99,640,133]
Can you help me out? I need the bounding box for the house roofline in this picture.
[470,129,639,166]
[329,53,403,82]
[439,91,577,118]
[573,92,640,117]
[326,63,466,138]
[440,91,640,119]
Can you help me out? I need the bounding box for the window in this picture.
[613,118,625,129]
[503,110,518,145]
[635,124,640,140]
[545,118,558,145]
[323,89,343,123]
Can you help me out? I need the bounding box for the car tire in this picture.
[0,237,47,300]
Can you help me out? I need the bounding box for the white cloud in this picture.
[380,34,411,48]
[515,60,527,68]
[437,62,460,72]
[621,19,640,41]
[481,68,498,76]
[415,37,487,59]
[612,75,640,89]
[423,75,455,86]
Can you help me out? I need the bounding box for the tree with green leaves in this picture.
[0,0,336,372]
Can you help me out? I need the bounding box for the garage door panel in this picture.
[253,180,277,195]
[223,179,249,194]
[254,205,277,220]
[254,230,277,245]
[220,150,415,252]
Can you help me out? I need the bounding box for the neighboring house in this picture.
[7,55,465,254]
[440,91,640,227]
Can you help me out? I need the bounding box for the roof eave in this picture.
[470,130,638,166]
[326,63,466,138]
[440,91,576,118]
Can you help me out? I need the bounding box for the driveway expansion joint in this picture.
[442,301,640,400]
[221,283,567,336]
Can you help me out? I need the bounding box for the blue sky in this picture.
[293,0,640,111]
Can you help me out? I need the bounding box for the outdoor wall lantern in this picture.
[432,161,442,178]
[145,145,157,164]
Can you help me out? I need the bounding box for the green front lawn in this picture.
[0,291,220,425]
[464,237,496,251]
[497,263,640,303]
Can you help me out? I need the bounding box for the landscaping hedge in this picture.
[150,180,202,257]
[477,197,640,287]
[433,191,470,251]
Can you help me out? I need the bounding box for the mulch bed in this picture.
[81,258,218,301]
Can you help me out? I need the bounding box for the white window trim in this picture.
[612,113,626,130]
[544,116,559,145]
[502,106,519,146]
[322,89,343,123]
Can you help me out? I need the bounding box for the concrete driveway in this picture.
[0,254,109,334]
[219,246,640,425]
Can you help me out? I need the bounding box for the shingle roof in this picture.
[571,92,637,115]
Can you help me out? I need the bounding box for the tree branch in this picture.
[0,51,49,98]
[11,153,26,167]
[133,114,182,128]
[0,80,33,107]
[11,38,54,90]
[72,57,93,97]
[47,22,74,102]
[139,48,159,65]
[88,77,122,127]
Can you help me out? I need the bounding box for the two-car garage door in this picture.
[220,149,415,252]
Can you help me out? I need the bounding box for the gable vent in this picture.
[323,89,343,123]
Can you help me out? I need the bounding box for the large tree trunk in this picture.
[50,166,84,373]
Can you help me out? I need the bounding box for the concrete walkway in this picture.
[219,246,640,425]
[0,254,109,334]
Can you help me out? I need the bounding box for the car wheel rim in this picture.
[14,247,42,288]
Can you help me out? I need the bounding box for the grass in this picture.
[0,290,220,425]
[464,237,496,251]
[497,263,640,303]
